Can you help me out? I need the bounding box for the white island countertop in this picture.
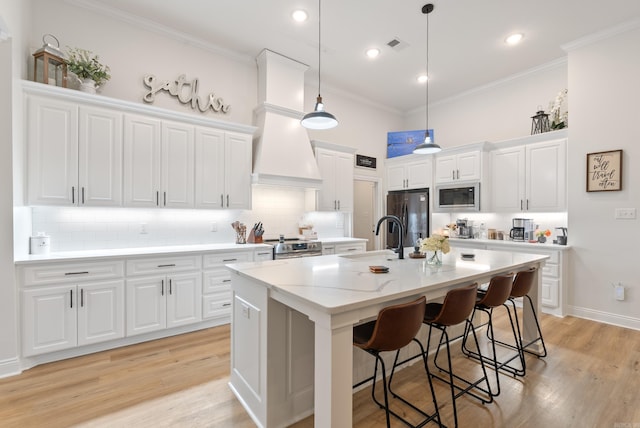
[227,248,548,314]
[227,247,548,428]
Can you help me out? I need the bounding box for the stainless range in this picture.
[267,237,323,259]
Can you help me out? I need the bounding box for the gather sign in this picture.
[142,74,231,114]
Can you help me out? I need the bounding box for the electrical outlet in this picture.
[615,283,625,301]
[211,222,217,232]
[615,208,636,219]
[140,223,148,234]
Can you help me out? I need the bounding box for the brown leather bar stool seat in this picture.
[461,274,517,397]
[489,267,548,376]
[421,283,491,428]
[353,296,442,427]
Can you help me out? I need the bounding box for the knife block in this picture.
[247,230,263,244]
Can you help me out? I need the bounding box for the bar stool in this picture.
[490,267,548,376]
[461,274,517,397]
[422,283,491,428]
[353,296,442,427]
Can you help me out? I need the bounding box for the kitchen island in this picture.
[226,248,548,428]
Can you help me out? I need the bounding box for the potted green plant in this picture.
[65,47,111,93]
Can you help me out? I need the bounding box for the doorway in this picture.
[353,179,378,251]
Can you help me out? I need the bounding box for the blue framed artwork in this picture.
[387,129,434,158]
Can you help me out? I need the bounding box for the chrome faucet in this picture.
[375,215,405,259]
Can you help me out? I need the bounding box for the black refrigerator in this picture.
[386,188,430,250]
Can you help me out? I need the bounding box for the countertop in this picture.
[449,237,571,251]
[14,237,367,264]
[226,248,548,314]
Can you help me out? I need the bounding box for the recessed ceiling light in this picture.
[417,74,428,83]
[292,9,308,22]
[505,33,524,46]
[366,48,380,59]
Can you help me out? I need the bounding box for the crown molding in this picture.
[562,18,640,52]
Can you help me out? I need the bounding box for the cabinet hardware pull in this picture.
[72,186,75,204]
[222,259,237,262]
[70,289,73,308]
[82,187,85,204]
[457,169,460,180]
[220,194,224,208]
[257,252,270,255]
[65,271,89,275]
[347,248,357,251]
[161,279,164,296]
[164,191,167,206]
[337,200,340,210]
[223,279,231,283]
[334,200,337,210]
[157,264,176,268]
[169,279,172,295]
[222,303,231,307]
[81,288,84,307]
[526,199,529,210]
[226,195,229,207]
[520,199,523,210]
[156,191,159,206]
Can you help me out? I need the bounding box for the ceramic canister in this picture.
[29,233,51,255]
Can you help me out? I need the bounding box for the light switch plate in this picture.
[615,208,636,219]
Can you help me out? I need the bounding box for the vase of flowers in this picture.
[549,89,568,130]
[535,229,551,243]
[420,234,450,266]
[65,47,111,93]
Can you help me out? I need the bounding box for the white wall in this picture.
[1,0,29,377]
[403,60,568,149]
[565,26,640,327]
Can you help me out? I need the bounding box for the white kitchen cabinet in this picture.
[322,245,336,255]
[195,129,252,209]
[491,137,566,212]
[123,116,194,208]
[253,248,274,261]
[313,146,354,211]
[386,158,432,191]
[435,150,481,184]
[27,96,123,206]
[22,279,124,357]
[202,251,253,320]
[126,255,202,336]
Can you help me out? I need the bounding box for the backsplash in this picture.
[30,185,346,252]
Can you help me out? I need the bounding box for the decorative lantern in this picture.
[33,34,67,87]
[530,109,550,135]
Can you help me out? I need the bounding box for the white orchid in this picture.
[549,89,568,129]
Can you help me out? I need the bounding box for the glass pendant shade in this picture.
[301,96,338,130]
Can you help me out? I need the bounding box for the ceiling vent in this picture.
[387,37,409,51]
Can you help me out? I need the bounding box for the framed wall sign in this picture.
[586,149,623,192]
[355,154,377,169]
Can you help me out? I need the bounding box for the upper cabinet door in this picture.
[526,139,566,212]
[123,114,162,207]
[27,96,79,206]
[224,132,252,210]
[490,147,526,212]
[195,127,226,209]
[334,152,354,211]
[456,151,481,182]
[78,106,123,206]
[315,148,338,211]
[161,121,195,208]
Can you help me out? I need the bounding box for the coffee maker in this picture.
[456,219,474,239]
[510,218,534,241]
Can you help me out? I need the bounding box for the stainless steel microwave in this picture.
[435,182,480,212]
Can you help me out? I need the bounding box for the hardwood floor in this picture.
[1,312,639,427]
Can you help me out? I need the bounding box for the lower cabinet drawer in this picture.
[542,263,559,278]
[203,294,232,319]
[203,270,232,294]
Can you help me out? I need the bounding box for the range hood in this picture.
[252,49,322,188]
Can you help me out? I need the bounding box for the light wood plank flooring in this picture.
[1,311,639,427]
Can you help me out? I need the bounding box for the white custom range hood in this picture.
[252,50,322,188]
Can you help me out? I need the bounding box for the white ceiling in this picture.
[83,0,640,112]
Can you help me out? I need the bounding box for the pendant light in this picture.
[301,0,338,130]
[413,4,441,154]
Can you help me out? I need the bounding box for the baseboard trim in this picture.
[0,357,22,379]
[567,305,640,331]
